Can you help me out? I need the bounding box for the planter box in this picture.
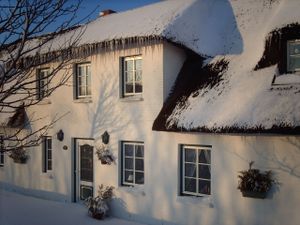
[242,191,267,199]
[13,158,28,164]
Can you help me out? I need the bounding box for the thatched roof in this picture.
[153,0,300,134]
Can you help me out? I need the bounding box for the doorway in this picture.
[74,139,94,202]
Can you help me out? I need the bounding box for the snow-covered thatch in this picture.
[153,0,300,134]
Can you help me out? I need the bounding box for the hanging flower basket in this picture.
[241,191,267,199]
[9,148,29,164]
[95,144,114,165]
[237,161,276,199]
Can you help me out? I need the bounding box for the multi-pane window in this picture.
[123,56,142,96]
[37,68,50,100]
[0,136,4,167]
[42,137,52,172]
[76,63,91,98]
[122,142,144,185]
[287,40,300,72]
[181,145,211,196]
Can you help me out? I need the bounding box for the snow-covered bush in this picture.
[85,184,114,219]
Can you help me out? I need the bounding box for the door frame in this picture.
[73,138,94,202]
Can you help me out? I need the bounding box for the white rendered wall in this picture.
[1,42,300,225]
[111,133,300,225]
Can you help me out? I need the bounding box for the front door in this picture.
[76,139,94,201]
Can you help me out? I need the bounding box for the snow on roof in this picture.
[41,0,243,57]
[153,0,300,134]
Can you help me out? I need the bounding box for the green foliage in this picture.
[237,161,276,193]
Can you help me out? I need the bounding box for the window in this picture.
[287,40,300,72]
[0,136,4,167]
[121,141,144,185]
[181,145,211,196]
[76,63,91,98]
[37,68,50,99]
[42,137,52,172]
[122,56,142,97]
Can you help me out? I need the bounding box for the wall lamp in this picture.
[57,129,64,141]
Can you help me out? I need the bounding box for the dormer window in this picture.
[287,40,300,73]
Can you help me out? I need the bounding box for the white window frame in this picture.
[37,68,50,100]
[121,141,144,186]
[122,56,142,97]
[0,136,4,167]
[43,136,52,172]
[76,63,91,98]
[287,39,300,73]
[181,145,211,197]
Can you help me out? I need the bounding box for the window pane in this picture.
[198,165,211,179]
[135,159,144,171]
[77,66,82,76]
[135,172,144,184]
[124,144,133,156]
[125,170,134,183]
[80,185,93,200]
[199,149,210,164]
[184,149,196,162]
[135,82,143,93]
[135,71,142,82]
[79,86,86,96]
[289,42,300,55]
[47,139,52,149]
[125,60,133,71]
[125,158,133,169]
[135,145,144,157]
[47,150,52,160]
[135,59,142,71]
[288,56,300,71]
[199,180,211,195]
[47,160,52,170]
[185,163,196,177]
[125,83,133,94]
[126,71,133,82]
[87,86,91,96]
[184,178,196,193]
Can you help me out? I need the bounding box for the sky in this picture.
[77,0,162,22]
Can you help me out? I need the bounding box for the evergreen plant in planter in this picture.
[9,148,29,164]
[237,161,276,199]
[85,184,114,220]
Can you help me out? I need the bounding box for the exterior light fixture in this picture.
[57,129,64,141]
[101,131,110,144]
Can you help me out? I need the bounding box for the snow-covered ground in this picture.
[0,189,147,225]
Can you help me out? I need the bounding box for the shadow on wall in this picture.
[89,70,131,142]
[213,135,300,225]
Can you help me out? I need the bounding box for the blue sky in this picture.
[77,0,161,22]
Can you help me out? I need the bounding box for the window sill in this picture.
[73,98,92,103]
[176,195,214,208]
[37,98,51,105]
[120,95,144,102]
[117,185,146,196]
[42,172,54,179]
[272,73,300,86]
